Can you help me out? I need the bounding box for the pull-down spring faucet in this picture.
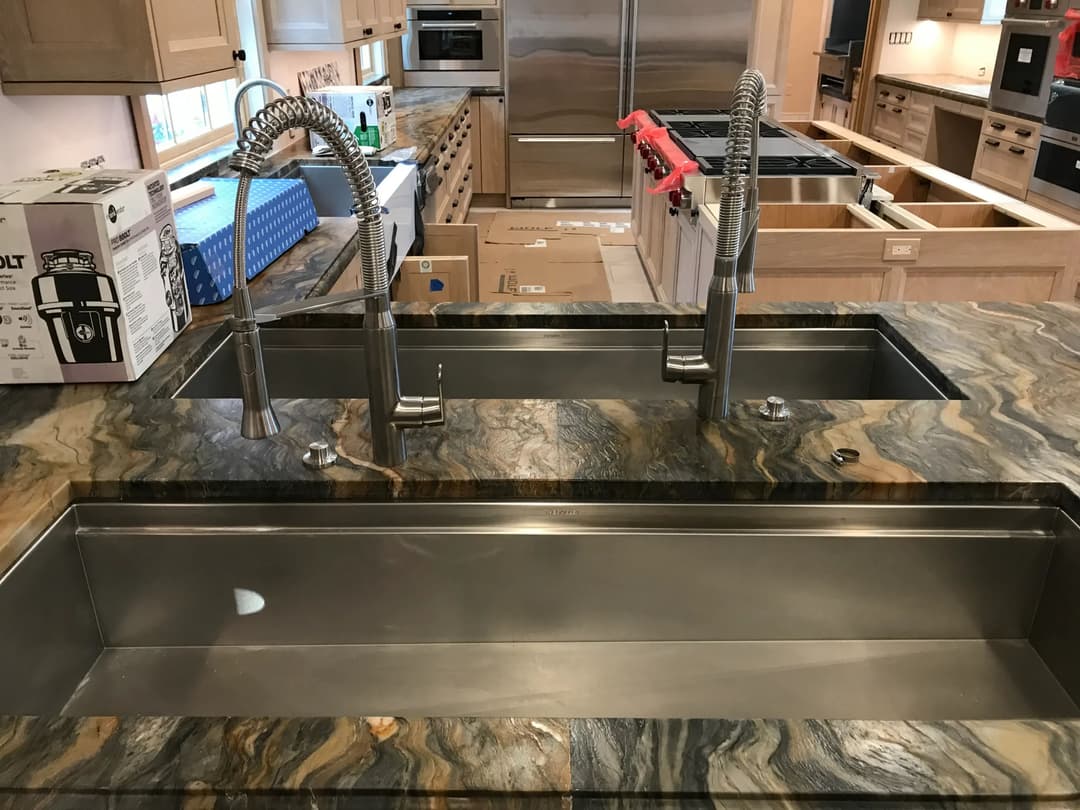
[228,95,445,467]
[660,68,767,421]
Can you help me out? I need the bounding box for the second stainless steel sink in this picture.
[173,328,954,401]
[3,501,1078,719]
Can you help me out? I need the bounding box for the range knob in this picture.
[646,156,658,171]
[653,165,668,180]
[638,143,650,157]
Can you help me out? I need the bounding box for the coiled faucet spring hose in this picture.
[228,96,386,322]
[715,69,768,262]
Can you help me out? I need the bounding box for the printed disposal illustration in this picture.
[31,249,124,364]
[159,224,190,332]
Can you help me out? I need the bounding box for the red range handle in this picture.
[639,128,698,195]
[617,109,659,134]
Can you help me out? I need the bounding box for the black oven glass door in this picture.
[418,28,484,62]
[1000,32,1053,96]
[1034,139,1080,196]
[1045,79,1080,137]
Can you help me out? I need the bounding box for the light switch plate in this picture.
[883,238,920,262]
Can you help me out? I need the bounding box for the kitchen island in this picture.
[2,216,1080,803]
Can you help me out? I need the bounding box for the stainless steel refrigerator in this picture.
[506,0,754,203]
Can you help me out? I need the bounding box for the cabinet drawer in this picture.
[982,113,1041,147]
[902,128,928,158]
[972,137,1036,199]
[509,135,624,197]
[876,83,910,108]
[906,107,931,135]
[871,102,906,146]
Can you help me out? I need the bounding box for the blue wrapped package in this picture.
[175,177,318,305]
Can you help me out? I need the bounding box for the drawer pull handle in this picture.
[880,90,889,96]
[876,102,887,108]
[985,138,1001,147]
[1015,128,1033,137]
[990,122,1006,130]
[896,94,906,101]
[892,107,903,113]
[1008,145,1025,155]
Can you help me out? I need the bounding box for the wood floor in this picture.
[467,208,656,303]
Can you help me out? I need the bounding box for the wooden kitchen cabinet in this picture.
[972,137,1037,199]
[818,96,852,127]
[478,96,506,195]
[0,0,241,95]
[263,0,405,49]
[917,0,1005,23]
[972,111,1042,199]
[375,0,407,36]
[871,101,906,147]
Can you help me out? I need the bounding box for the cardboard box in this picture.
[484,211,634,247]
[0,168,191,384]
[394,256,471,303]
[308,85,397,152]
[479,235,612,303]
[175,177,318,306]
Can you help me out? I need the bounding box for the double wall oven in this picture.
[990,0,1080,208]
[1030,78,1080,206]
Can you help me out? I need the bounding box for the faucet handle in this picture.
[661,319,711,384]
[393,363,446,428]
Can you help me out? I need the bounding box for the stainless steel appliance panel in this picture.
[990,17,1067,119]
[1029,134,1080,207]
[404,8,501,73]
[506,0,626,133]
[629,0,752,112]
[509,135,625,197]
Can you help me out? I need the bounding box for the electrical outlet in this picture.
[884,238,921,262]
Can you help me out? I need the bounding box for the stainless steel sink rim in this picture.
[172,327,954,401]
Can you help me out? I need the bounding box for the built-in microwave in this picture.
[403,8,501,87]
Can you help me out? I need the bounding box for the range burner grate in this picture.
[651,108,726,117]
[668,121,789,139]
[692,154,858,177]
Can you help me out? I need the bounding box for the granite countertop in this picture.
[876,72,992,106]
[170,86,474,188]
[3,218,1080,801]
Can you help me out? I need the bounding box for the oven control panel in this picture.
[1009,0,1069,18]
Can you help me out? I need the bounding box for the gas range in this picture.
[637,109,866,211]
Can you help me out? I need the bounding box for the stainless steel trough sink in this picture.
[173,328,953,401]
[3,501,1078,719]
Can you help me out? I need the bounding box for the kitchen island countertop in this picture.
[2,213,1080,802]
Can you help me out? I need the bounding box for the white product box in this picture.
[0,168,191,384]
[309,85,397,152]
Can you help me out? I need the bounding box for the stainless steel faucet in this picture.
[232,78,288,139]
[660,68,767,421]
[228,95,445,467]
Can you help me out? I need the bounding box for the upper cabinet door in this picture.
[0,0,158,83]
[150,0,239,80]
[342,0,378,40]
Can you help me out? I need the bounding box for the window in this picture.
[358,41,389,84]
[143,78,238,165]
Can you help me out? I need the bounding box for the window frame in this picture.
[131,87,238,171]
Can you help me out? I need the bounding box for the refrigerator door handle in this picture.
[625,0,639,116]
[617,0,630,119]
[515,136,619,143]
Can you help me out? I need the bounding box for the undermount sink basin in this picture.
[173,328,954,401]
[3,501,1078,719]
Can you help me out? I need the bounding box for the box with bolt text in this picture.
[0,168,190,384]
